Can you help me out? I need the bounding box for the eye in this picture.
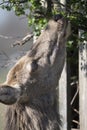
[26,60,38,73]
[14,74,17,79]
[31,60,38,72]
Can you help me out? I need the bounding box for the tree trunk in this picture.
[79,30,87,130]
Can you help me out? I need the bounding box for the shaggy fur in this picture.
[0,14,70,130]
[5,94,61,130]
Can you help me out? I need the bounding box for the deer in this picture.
[0,14,70,130]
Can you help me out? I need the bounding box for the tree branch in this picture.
[12,33,33,47]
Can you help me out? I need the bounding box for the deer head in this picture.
[0,14,70,105]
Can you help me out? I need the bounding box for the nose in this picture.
[53,14,63,21]
[0,85,21,105]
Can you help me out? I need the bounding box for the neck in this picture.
[5,93,60,130]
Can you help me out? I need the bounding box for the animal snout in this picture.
[0,85,21,105]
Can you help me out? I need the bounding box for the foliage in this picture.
[0,0,87,36]
[0,0,87,81]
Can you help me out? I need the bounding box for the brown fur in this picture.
[0,15,70,130]
[5,96,61,130]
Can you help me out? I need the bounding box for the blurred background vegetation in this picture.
[0,0,87,36]
[0,0,87,129]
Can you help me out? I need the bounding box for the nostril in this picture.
[53,14,63,21]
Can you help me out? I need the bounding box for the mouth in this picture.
[58,17,70,39]
[0,85,21,105]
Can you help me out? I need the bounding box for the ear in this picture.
[26,60,38,73]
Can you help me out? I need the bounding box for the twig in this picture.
[70,82,79,105]
[70,89,79,105]
[73,108,79,115]
[72,120,80,125]
[12,33,33,47]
